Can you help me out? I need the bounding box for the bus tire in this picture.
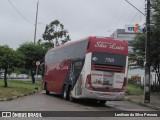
[63,85,69,100]
[68,88,74,102]
[99,100,106,105]
[45,83,50,95]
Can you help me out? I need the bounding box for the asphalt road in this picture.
[0,91,159,120]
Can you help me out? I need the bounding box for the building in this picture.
[110,29,137,53]
[110,24,145,40]
[110,23,145,53]
[110,29,137,41]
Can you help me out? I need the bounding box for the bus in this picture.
[43,36,128,104]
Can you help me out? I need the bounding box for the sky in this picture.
[0,0,146,49]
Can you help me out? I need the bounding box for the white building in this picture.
[110,29,139,53]
[110,29,137,41]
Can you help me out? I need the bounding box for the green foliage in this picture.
[128,52,138,62]
[129,32,160,90]
[129,34,145,67]
[17,42,48,70]
[129,1,160,90]
[0,80,41,100]
[130,76,141,85]
[17,42,48,84]
[0,45,25,87]
[42,19,70,47]
[130,34,145,55]
[126,78,143,95]
[150,0,160,89]
[14,68,29,74]
[37,39,53,50]
[151,0,160,31]
[0,45,24,69]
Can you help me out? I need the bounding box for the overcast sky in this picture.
[0,0,146,49]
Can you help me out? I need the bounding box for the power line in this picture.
[37,29,42,37]
[113,2,130,30]
[7,0,44,42]
[7,0,34,25]
[128,2,145,24]
[107,2,122,32]
[125,0,146,17]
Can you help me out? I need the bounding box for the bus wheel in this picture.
[99,100,106,105]
[63,85,69,100]
[69,88,74,102]
[45,83,50,95]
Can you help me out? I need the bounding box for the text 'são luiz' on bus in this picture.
[42,36,128,104]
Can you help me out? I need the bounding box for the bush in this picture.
[130,75,141,85]
[14,68,29,75]
[126,83,143,95]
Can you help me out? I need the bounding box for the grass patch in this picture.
[151,92,160,96]
[126,83,143,95]
[0,79,42,100]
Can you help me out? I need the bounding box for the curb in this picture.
[125,98,160,110]
[0,90,41,101]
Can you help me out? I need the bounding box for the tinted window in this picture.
[45,40,88,64]
[92,52,127,67]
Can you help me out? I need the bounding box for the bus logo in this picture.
[95,42,125,51]
[92,57,98,61]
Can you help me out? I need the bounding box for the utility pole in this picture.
[34,0,39,45]
[144,0,151,103]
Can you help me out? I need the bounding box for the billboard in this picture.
[125,24,146,33]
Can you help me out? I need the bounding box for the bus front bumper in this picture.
[82,88,125,101]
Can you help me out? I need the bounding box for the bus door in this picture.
[69,63,75,85]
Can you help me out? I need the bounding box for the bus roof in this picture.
[47,36,128,56]
[48,36,89,52]
[88,36,128,55]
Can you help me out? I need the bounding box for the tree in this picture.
[0,45,24,87]
[17,42,48,84]
[129,34,146,67]
[129,0,160,90]
[37,39,53,50]
[43,20,70,47]
[130,32,160,87]
[151,0,160,31]
[150,0,160,90]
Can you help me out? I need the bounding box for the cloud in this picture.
[0,0,146,49]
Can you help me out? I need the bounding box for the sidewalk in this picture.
[125,95,160,110]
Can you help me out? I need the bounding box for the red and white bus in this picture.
[43,36,128,104]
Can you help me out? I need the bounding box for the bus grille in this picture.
[92,64,124,73]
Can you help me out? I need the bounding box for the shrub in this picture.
[130,75,141,85]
